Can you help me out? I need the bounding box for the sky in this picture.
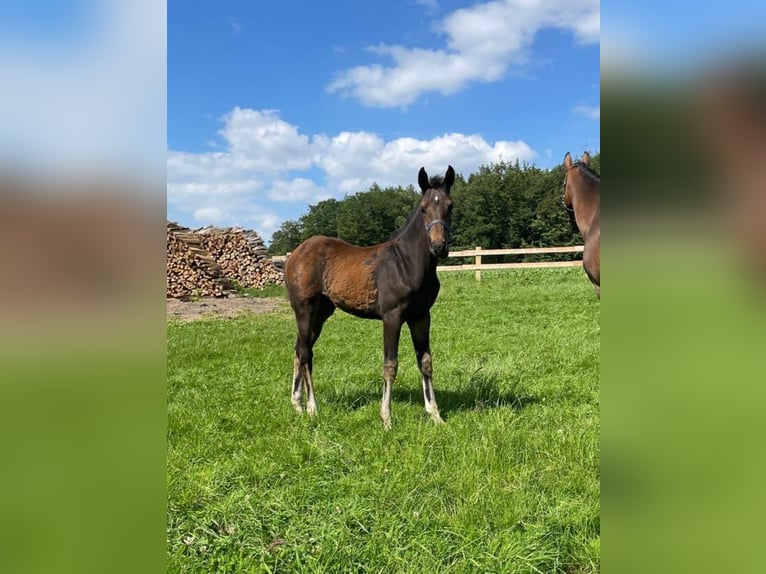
[3,0,765,234]
[167,0,601,242]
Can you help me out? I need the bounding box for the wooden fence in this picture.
[272,245,583,282]
[440,245,583,281]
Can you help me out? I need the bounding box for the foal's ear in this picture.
[564,152,572,169]
[444,165,455,192]
[582,151,591,166]
[418,167,429,193]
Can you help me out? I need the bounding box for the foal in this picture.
[285,166,455,429]
[563,151,600,298]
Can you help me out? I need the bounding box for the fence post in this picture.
[475,246,482,282]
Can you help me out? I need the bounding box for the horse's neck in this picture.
[572,185,600,237]
[393,213,435,276]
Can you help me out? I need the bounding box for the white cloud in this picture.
[573,104,600,119]
[327,0,599,107]
[217,108,316,173]
[194,207,225,223]
[166,179,261,203]
[167,107,538,241]
[267,178,326,203]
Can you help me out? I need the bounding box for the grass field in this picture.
[167,269,600,573]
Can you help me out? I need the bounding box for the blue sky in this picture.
[168,0,601,241]
[4,0,766,225]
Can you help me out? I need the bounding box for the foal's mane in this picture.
[428,175,446,188]
[573,161,601,184]
[388,198,422,241]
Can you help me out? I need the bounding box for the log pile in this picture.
[195,226,284,289]
[167,222,232,298]
[166,222,284,298]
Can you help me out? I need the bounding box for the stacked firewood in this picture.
[195,226,284,289]
[167,222,232,298]
[166,222,284,298]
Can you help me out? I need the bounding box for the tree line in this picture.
[268,153,600,260]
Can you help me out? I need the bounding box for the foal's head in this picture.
[563,151,599,209]
[418,165,455,258]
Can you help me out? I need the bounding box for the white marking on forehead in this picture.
[434,194,440,204]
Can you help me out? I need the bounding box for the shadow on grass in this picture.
[324,370,539,417]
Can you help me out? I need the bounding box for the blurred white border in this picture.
[0,1,166,185]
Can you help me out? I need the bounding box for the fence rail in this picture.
[447,245,584,257]
[439,245,583,280]
[273,245,583,281]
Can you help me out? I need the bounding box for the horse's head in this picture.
[563,151,595,210]
[418,165,455,258]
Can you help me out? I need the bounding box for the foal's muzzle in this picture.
[425,219,451,258]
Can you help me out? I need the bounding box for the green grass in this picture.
[237,284,288,299]
[167,269,600,573]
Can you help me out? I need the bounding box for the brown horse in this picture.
[285,166,455,429]
[563,151,600,298]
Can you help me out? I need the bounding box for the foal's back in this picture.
[285,235,387,316]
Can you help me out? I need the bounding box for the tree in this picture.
[336,184,418,246]
[302,198,341,239]
[451,162,515,249]
[268,220,304,255]
[267,154,600,255]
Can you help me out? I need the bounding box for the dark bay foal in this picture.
[284,166,455,429]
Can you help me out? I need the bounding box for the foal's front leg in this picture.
[408,313,444,424]
[380,315,402,430]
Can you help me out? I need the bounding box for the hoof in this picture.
[306,403,317,417]
[382,418,392,431]
[431,413,445,425]
[291,399,303,414]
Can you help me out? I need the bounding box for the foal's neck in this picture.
[394,211,436,275]
[572,181,600,237]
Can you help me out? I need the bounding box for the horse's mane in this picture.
[388,202,421,241]
[429,175,445,187]
[574,161,600,183]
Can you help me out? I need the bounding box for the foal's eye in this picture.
[421,207,426,213]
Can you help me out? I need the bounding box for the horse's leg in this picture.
[593,246,600,300]
[293,301,318,416]
[303,297,335,416]
[583,261,599,299]
[380,315,402,431]
[291,337,303,413]
[583,234,600,300]
[408,313,444,424]
[585,262,600,300]
[582,245,600,300]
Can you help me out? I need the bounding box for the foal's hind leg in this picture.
[292,297,334,416]
[292,302,315,415]
[408,314,444,424]
[304,297,335,416]
[291,344,304,413]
